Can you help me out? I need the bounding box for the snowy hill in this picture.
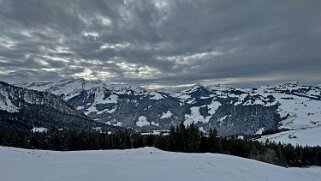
[16,79,321,145]
[0,146,320,181]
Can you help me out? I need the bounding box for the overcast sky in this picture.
[0,0,321,88]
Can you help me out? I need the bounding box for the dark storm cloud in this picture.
[0,0,321,87]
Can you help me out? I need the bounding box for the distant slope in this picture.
[0,81,124,133]
[1,146,320,181]
[255,83,321,146]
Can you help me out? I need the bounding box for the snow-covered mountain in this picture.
[1,146,320,181]
[16,78,321,145]
[0,81,124,133]
[17,78,276,134]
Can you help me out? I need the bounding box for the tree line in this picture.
[1,123,321,167]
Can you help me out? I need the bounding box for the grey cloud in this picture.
[0,0,321,87]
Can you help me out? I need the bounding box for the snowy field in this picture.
[259,126,321,146]
[1,146,321,181]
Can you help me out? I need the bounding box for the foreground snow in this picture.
[1,147,321,181]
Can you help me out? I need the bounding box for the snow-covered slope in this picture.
[260,126,321,146]
[1,146,320,181]
[254,83,321,146]
[16,78,321,145]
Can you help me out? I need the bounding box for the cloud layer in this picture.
[1,0,321,87]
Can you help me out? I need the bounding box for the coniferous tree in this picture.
[186,123,201,152]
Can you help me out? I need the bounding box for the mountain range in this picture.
[1,78,321,145]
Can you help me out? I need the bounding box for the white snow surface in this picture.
[85,92,118,115]
[31,127,48,133]
[207,100,221,115]
[259,126,321,146]
[184,100,221,125]
[160,110,173,119]
[1,146,321,181]
[184,106,210,125]
[256,127,265,135]
[136,116,150,127]
[151,121,160,126]
[149,91,165,100]
[106,119,123,127]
